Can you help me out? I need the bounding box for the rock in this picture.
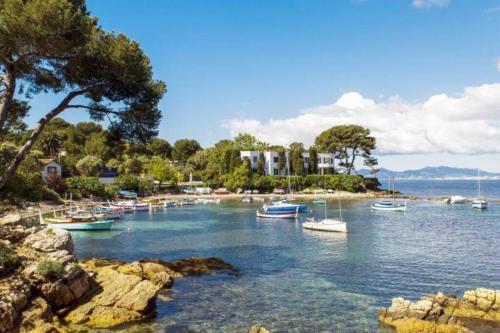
[141,257,234,276]
[18,297,69,333]
[249,326,272,333]
[0,213,21,226]
[65,260,161,328]
[24,228,74,253]
[0,278,31,332]
[379,288,500,333]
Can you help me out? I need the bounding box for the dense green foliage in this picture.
[0,243,19,272]
[315,125,377,175]
[37,259,63,279]
[0,0,166,191]
[66,176,106,198]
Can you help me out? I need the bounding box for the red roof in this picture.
[38,159,58,166]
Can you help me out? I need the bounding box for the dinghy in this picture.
[371,176,406,212]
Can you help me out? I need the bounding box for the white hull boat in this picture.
[303,218,347,233]
[256,210,298,219]
[371,200,407,212]
[472,199,488,210]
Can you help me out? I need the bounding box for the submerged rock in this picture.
[249,326,272,333]
[379,288,500,333]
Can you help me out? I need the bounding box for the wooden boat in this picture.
[40,213,114,231]
[303,218,347,233]
[164,200,178,208]
[256,209,298,219]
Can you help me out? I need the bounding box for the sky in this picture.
[25,0,500,171]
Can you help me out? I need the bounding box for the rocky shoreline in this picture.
[0,214,235,332]
[379,289,500,332]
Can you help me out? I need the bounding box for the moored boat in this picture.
[371,200,407,212]
[471,169,488,210]
[265,201,309,213]
[312,199,326,205]
[40,213,114,231]
[303,218,347,233]
[256,209,298,219]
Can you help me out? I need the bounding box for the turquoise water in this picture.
[72,199,500,332]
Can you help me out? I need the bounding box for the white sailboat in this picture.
[371,176,406,212]
[303,198,347,233]
[472,169,488,210]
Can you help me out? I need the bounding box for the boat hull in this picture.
[303,219,347,233]
[265,204,308,213]
[472,201,488,210]
[256,210,298,219]
[371,202,406,212]
[47,220,114,231]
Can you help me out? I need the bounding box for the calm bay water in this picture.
[72,181,500,333]
[394,179,500,200]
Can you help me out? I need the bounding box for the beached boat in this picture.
[75,206,124,219]
[194,198,220,205]
[256,209,298,219]
[178,198,195,206]
[472,169,488,210]
[111,200,150,211]
[242,196,253,203]
[164,200,178,208]
[40,213,114,231]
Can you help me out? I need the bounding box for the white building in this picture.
[240,151,336,176]
[39,159,62,179]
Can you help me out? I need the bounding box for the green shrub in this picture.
[42,188,62,202]
[66,176,106,198]
[37,260,63,279]
[0,243,19,271]
[114,175,153,197]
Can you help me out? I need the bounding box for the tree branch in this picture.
[0,89,87,191]
[66,104,123,116]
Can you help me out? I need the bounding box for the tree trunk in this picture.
[0,67,16,135]
[0,91,83,192]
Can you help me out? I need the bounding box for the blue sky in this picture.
[26,0,500,171]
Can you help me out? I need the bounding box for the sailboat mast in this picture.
[286,149,291,195]
[392,176,395,203]
[478,168,481,198]
[338,198,343,222]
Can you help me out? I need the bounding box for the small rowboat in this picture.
[256,209,298,219]
[265,201,309,213]
[303,218,347,233]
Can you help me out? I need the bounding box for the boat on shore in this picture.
[111,200,150,211]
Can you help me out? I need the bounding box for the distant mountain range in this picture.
[358,167,500,180]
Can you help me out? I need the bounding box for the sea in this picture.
[72,180,500,333]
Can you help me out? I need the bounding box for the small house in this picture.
[39,159,62,179]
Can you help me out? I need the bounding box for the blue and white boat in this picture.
[371,200,406,212]
[264,200,309,213]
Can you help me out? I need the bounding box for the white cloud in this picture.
[412,0,450,8]
[496,58,500,71]
[222,83,500,155]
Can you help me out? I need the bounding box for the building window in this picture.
[273,168,279,175]
[304,157,309,163]
[47,166,57,174]
[273,157,279,163]
[253,156,257,163]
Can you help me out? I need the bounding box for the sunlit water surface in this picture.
[73,191,500,332]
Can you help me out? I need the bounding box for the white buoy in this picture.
[127,228,131,232]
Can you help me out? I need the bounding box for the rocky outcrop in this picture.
[249,326,272,333]
[379,289,500,333]
[0,219,234,332]
[64,257,234,328]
